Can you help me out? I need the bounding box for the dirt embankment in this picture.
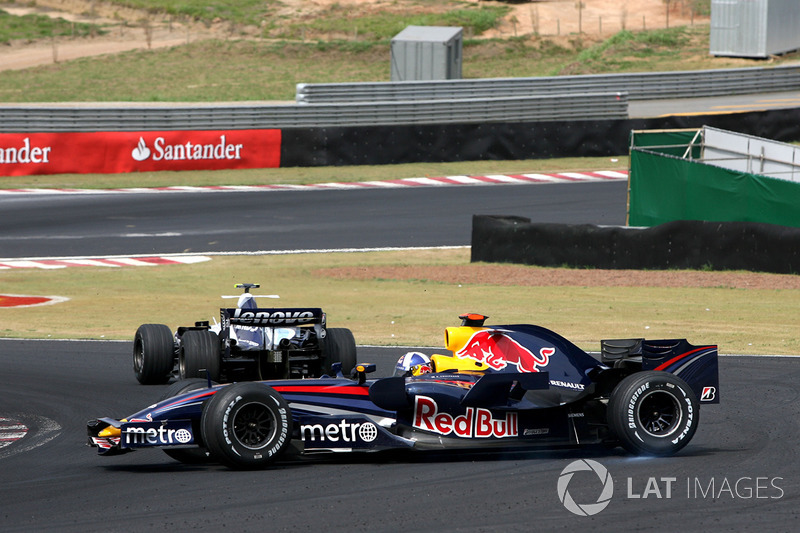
[1,0,231,70]
[0,0,709,71]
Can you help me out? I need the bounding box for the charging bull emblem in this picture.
[455,330,553,373]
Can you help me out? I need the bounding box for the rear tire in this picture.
[322,328,357,375]
[607,371,699,456]
[158,378,215,464]
[179,329,221,382]
[201,382,292,469]
[133,324,175,385]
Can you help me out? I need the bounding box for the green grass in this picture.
[0,40,390,102]
[0,8,103,43]
[576,28,690,66]
[275,5,509,41]
[97,0,506,34]
[550,25,763,75]
[99,0,277,26]
[569,27,710,74]
[2,248,798,355]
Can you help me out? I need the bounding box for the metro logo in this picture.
[455,330,553,373]
[124,425,193,446]
[413,396,518,439]
[300,420,378,444]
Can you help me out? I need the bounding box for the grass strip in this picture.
[2,248,798,355]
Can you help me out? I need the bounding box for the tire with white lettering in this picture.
[179,329,221,382]
[159,378,216,464]
[133,324,175,385]
[607,371,699,456]
[200,382,292,469]
[322,328,357,375]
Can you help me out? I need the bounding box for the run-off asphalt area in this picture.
[0,339,797,531]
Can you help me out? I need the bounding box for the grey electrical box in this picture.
[391,25,463,81]
[710,0,800,58]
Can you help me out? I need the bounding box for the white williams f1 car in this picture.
[133,283,356,385]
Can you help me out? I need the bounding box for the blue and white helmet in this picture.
[394,351,432,377]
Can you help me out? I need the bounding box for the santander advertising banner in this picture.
[0,129,281,176]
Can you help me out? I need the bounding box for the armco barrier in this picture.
[0,92,626,133]
[471,215,800,274]
[296,64,800,103]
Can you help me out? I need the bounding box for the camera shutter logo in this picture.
[557,459,614,516]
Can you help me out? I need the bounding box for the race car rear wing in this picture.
[221,307,325,328]
[602,338,719,404]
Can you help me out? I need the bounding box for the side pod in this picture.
[460,372,550,407]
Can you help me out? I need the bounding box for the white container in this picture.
[391,26,463,81]
[710,0,800,58]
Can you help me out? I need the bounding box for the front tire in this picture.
[133,324,175,385]
[179,329,221,382]
[200,382,292,469]
[607,371,699,456]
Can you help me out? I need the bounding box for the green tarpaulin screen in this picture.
[628,129,800,228]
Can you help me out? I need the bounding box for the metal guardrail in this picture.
[296,64,800,103]
[0,93,627,133]
[2,66,797,133]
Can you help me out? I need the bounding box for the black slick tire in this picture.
[133,324,175,385]
[200,382,292,469]
[322,327,357,375]
[607,371,699,456]
[179,329,221,382]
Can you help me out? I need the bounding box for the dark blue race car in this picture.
[89,314,719,469]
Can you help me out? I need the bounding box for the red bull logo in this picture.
[413,396,518,438]
[455,330,553,373]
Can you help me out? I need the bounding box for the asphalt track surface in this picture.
[0,181,626,258]
[1,339,798,532]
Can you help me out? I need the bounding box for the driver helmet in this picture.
[393,351,432,377]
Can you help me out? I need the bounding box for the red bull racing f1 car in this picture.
[89,314,719,469]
